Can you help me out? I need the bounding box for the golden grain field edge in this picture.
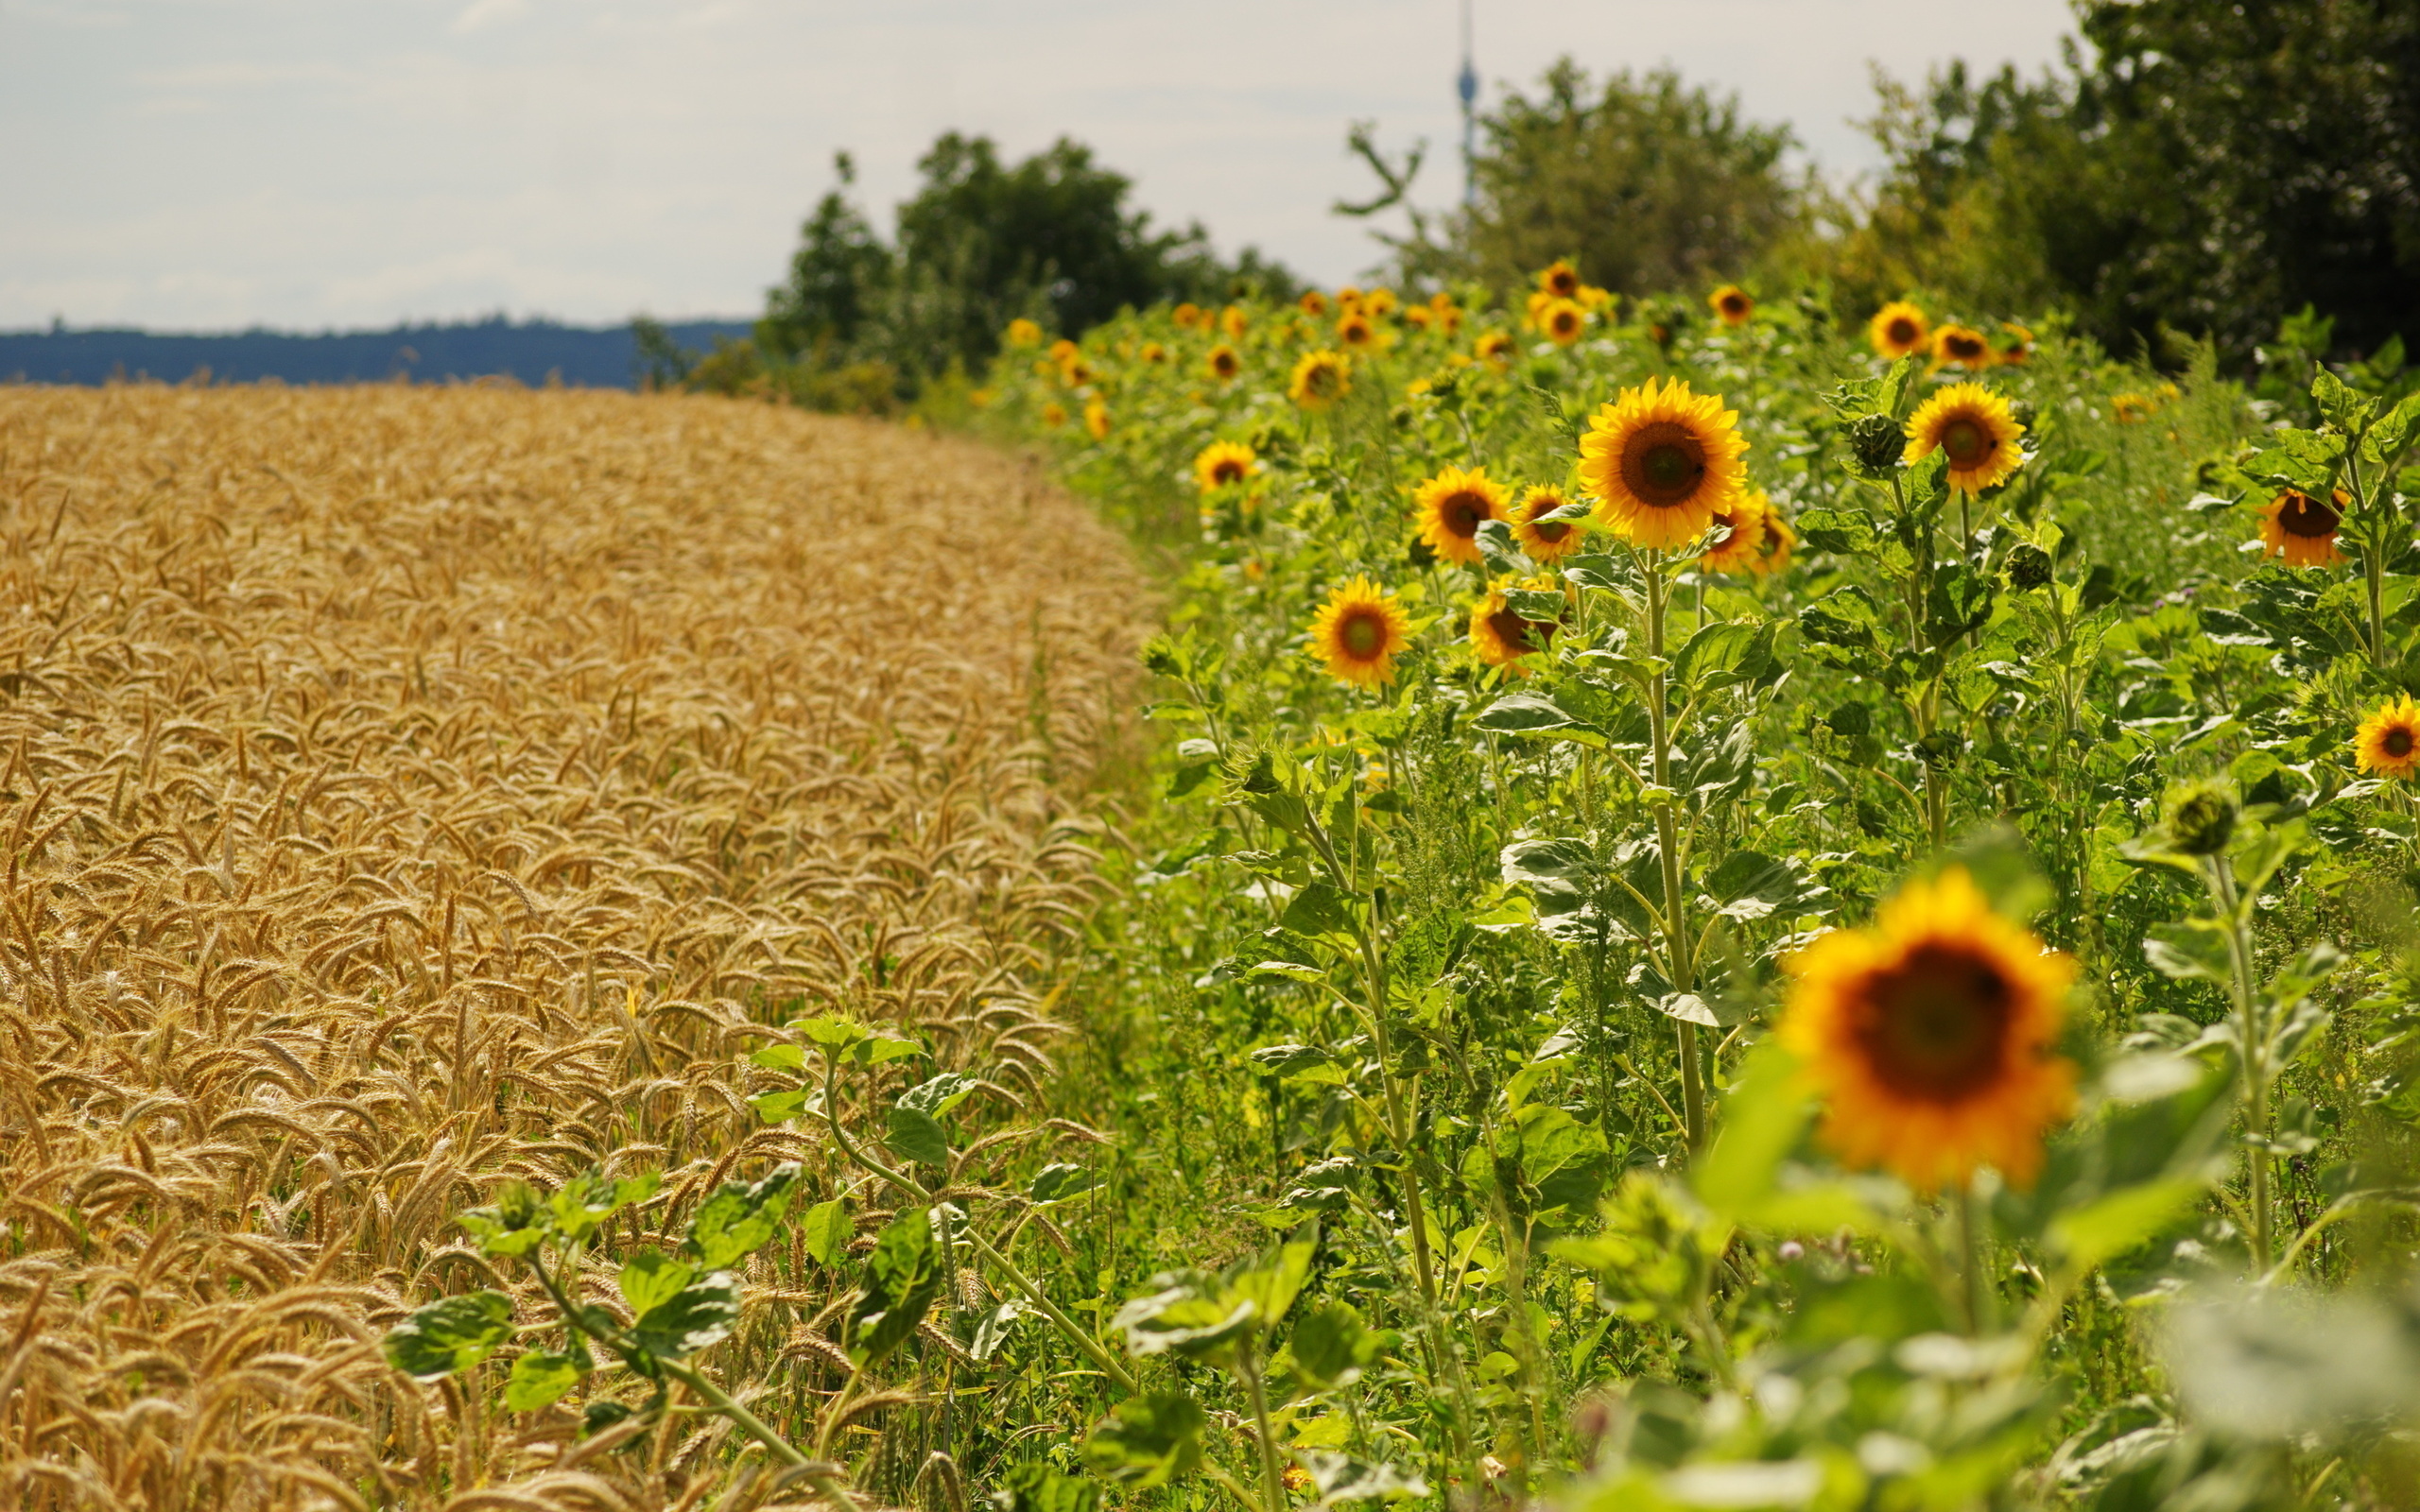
[0,384,1150,1509]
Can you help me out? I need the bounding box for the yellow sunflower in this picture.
[1538,259,1582,300]
[1867,301,1929,359]
[1006,318,1043,348]
[1508,484,1586,562]
[1060,356,1093,387]
[1365,287,1399,318]
[1541,299,1586,346]
[1207,344,1241,382]
[1931,323,1993,369]
[1709,284,1754,326]
[1300,289,1330,318]
[1083,400,1110,439]
[2112,392,2155,425]
[1194,440,1256,493]
[1141,341,1167,364]
[1903,383,2026,494]
[1414,465,1508,566]
[1995,323,2034,365]
[1469,581,1563,668]
[1475,332,1514,367]
[1221,305,1248,339]
[1697,490,1772,576]
[1576,377,1751,550]
[1172,302,1202,330]
[1041,402,1067,428]
[2257,487,2348,567]
[1047,338,1079,365]
[1433,300,1464,335]
[2356,695,2420,780]
[1337,312,1378,350]
[1288,349,1352,411]
[1309,576,1412,688]
[1405,305,1435,330]
[1780,867,2078,1192]
[1749,508,1795,576]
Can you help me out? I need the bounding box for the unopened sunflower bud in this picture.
[2010,400,2038,434]
[2006,543,2054,591]
[1845,413,1907,479]
[2164,780,2238,856]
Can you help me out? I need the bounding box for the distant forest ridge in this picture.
[0,317,755,389]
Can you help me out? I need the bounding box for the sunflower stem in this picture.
[2205,856,2273,1275]
[1644,554,1708,1153]
[1955,1180,1988,1335]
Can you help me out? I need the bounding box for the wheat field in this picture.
[0,384,1148,1510]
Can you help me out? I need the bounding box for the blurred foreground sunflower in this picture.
[1414,466,1507,566]
[1288,350,1352,411]
[2356,695,2420,780]
[1781,868,2077,1191]
[1904,384,2025,494]
[1309,577,1411,688]
[1576,377,1749,550]
[2257,487,2347,567]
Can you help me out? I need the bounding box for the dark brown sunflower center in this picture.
[1721,295,1748,315]
[1887,318,1919,346]
[1531,516,1570,543]
[1946,335,1984,359]
[2278,491,2341,538]
[1213,460,1244,486]
[1622,422,1708,507]
[1214,353,1236,373]
[1441,490,1491,538]
[1305,364,1339,395]
[1856,941,2015,1100]
[1340,610,1387,661]
[1488,609,1553,654]
[1941,417,1991,465]
[1549,272,1578,297]
[2388,727,2414,758]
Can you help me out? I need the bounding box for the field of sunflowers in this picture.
[951,268,2420,1510]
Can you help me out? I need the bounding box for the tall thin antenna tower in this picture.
[1457,0,1478,207]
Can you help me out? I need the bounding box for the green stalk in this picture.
[2205,858,2273,1274]
[1643,554,1707,1151]
[1237,1350,1290,1512]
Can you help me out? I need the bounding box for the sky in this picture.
[0,0,2080,334]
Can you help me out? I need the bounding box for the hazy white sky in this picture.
[0,1,2079,333]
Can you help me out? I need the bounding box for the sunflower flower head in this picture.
[1365,287,1399,318]
[1541,299,1587,346]
[1469,579,1564,669]
[1709,284,1754,326]
[1781,868,2078,1191]
[1194,440,1256,494]
[1697,490,1773,576]
[1207,344,1242,382]
[1047,338,1079,366]
[1508,484,1586,562]
[1172,302,1203,330]
[1338,312,1379,351]
[1414,466,1509,566]
[1006,318,1043,348]
[1300,289,1330,318]
[1751,507,1796,576]
[2258,488,2346,568]
[1041,402,1067,428]
[1576,376,1751,551]
[2357,695,2420,780]
[1221,305,1249,340]
[1141,341,1167,364]
[1309,576,1412,688]
[1475,332,1514,368]
[1083,400,1110,439]
[1288,350,1353,411]
[1868,301,1929,359]
[1903,383,2026,494]
[1539,259,1582,300]
[1932,323,1993,369]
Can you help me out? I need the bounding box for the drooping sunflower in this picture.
[1709,284,1754,326]
[1337,312,1378,351]
[1508,484,1586,562]
[2258,487,2348,567]
[1207,344,1241,382]
[1006,318,1043,348]
[1576,377,1751,550]
[1697,490,1772,576]
[1903,383,2026,494]
[1931,323,1992,369]
[1194,440,1256,493]
[1469,581,1563,668]
[1288,350,1353,411]
[1541,299,1587,346]
[1308,576,1412,688]
[1475,332,1514,367]
[1780,867,2078,1191]
[1539,259,1583,300]
[1749,508,1796,576]
[1867,301,1929,359]
[1299,289,1330,318]
[1414,466,1509,566]
[2356,695,2420,780]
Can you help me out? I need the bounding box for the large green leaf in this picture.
[1083,1390,1208,1487]
[684,1161,802,1269]
[849,1207,945,1365]
[627,1272,740,1358]
[383,1291,514,1380]
[799,1197,854,1266]
[504,1349,586,1412]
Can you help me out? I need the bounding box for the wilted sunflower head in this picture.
[2257,488,2346,568]
[1308,576,1412,688]
[1903,383,2026,494]
[1932,323,1992,369]
[1193,440,1256,494]
[1867,301,1929,359]
[1207,344,1242,382]
[1508,485,1585,562]
[2357,695,2420,781]
[1697,490,1772,576]
[1708,284,1754,326]
[1288,350,1352,411]
[1469,580,1564,668]
[1006,318,1043,348]
[1414,466,1509,566]
[1539,259,1582,300]
[2005,542,2055,591]
[1781,867,2078,1191]
[1576,376,1751,551]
